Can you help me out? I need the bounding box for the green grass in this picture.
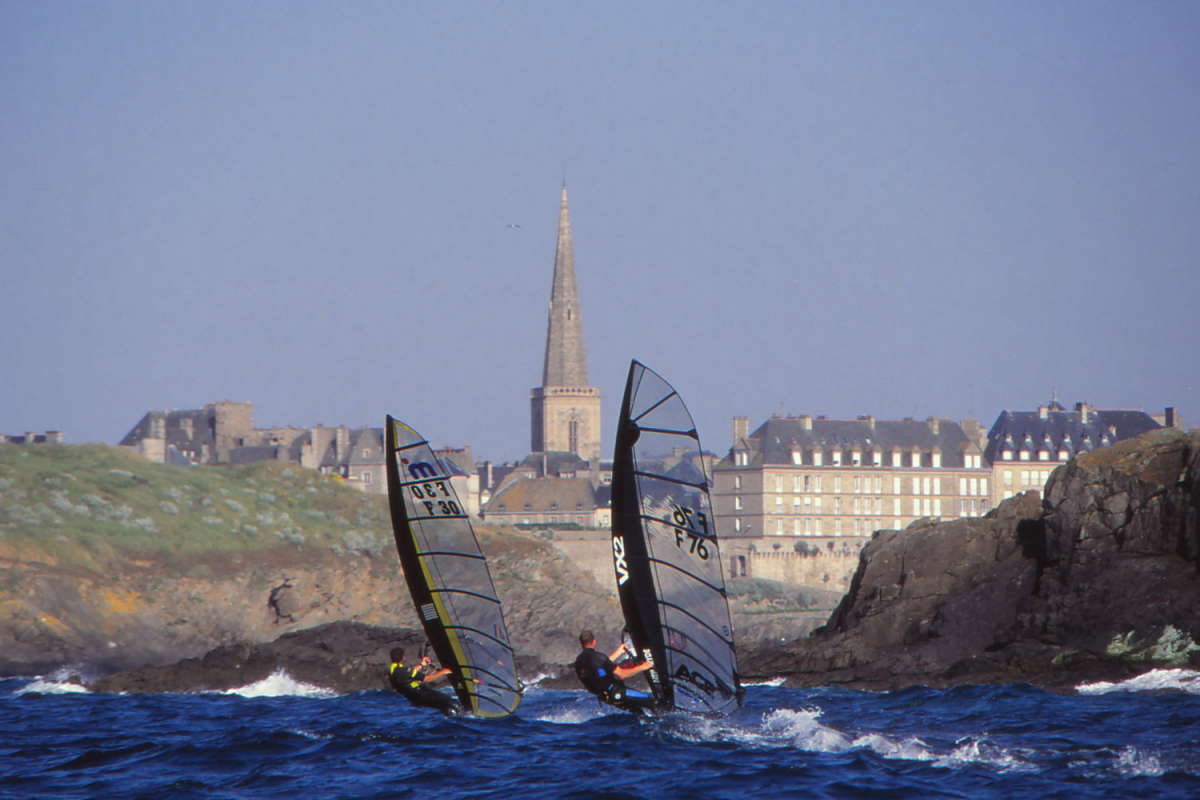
[0,444,393,572]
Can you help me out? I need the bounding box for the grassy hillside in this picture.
[0,444,395,575]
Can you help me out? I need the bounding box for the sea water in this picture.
[2,670,1198,799]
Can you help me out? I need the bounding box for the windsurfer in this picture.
[388,647,464,717]
[574,630,657,712]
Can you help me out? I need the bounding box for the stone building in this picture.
[480,451,611,527]
[712,414,992,545]
[983,401,1170,505]
[118,403,400,496]
[1,431,63,445]
[481,185,609,527]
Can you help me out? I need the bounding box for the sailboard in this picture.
[384,415,521,718]
[610,360,743,715]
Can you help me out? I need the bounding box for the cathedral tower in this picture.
[530,186,602,459]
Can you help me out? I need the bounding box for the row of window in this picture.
[754,474,990,497]
[1000,449,1071,462]
[1001,469,1054,488]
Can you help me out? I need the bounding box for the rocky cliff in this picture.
[748,428,1200,689]
[0,446,620,677]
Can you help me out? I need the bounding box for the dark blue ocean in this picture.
[3,670,1199,799]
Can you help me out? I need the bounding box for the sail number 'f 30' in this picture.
[409,479,461,517]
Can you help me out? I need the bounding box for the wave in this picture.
[652,707,1040,774]
[216,669,335,698]
[12,677,90,696]
[1076,668,1200,695]
[743,677,785,687]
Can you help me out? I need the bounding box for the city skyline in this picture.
[3,3,1197,463]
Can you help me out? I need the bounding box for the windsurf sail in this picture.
[384,416,521,717]
[611,361,742,715]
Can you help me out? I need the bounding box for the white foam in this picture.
[852,732,935,762]
[12,678,90,696]
[519,672,556,688]
[744,677,786,687]
[1077,668,1200,695]
[219,669,334,698]
[760,708,855,752]
[532,700,622,724]
[1114,745,1165,777]
[932,737,1033,773]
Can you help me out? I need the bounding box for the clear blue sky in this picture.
[4,2,1198,462]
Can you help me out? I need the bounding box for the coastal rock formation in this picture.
[747,428,1200,689]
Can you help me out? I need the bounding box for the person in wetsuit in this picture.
[388,647,465,717]
[574,630,657,712]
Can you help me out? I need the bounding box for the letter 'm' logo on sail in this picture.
[407,461,438,479]
[613,536,629,585]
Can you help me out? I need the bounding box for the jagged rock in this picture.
[743,428,1200,690]
[89,622,428,694]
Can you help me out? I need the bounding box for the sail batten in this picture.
[611,361,743,716]
[385,416,521,718]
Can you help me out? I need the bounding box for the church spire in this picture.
[541,185,588,388]
[529,185,602,459]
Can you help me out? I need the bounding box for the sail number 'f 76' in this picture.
[671,505,712,561]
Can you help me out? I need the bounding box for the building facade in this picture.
[713,414,992,542]
[984,401,1169,505]
[1,431,63,445]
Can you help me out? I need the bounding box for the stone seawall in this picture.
[548,531,864,593]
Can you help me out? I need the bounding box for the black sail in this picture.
[610,361,742,715]
[385,416,521,717]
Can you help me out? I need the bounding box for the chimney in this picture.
[47,431,63,444]
[733,416,749,445]
[1038,405,1048,420]
[1165,407,1176,428]
[1076,402,1090,425]
[927,417,940,435]
[799,414,813,431]
[336,426,350,460]
[858,415,875,431]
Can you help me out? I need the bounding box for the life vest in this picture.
[389,662,424,690]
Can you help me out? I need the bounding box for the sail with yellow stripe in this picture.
[384,416,521,717]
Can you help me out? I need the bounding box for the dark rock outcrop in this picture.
[88,621,576,694]
[744,428,1200,690]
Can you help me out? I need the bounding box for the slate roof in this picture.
[119,409,213,454]
[346,428,384,466]
[483,476,603,515]
[983,405,1161,463]
[726,417,979,469]
[516,450,593,478]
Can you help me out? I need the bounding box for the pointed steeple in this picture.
[541,185,588,388]
[529,185,602,460]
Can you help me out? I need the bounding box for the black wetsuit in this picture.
[574,648,657,712]
[388,662,464,716]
